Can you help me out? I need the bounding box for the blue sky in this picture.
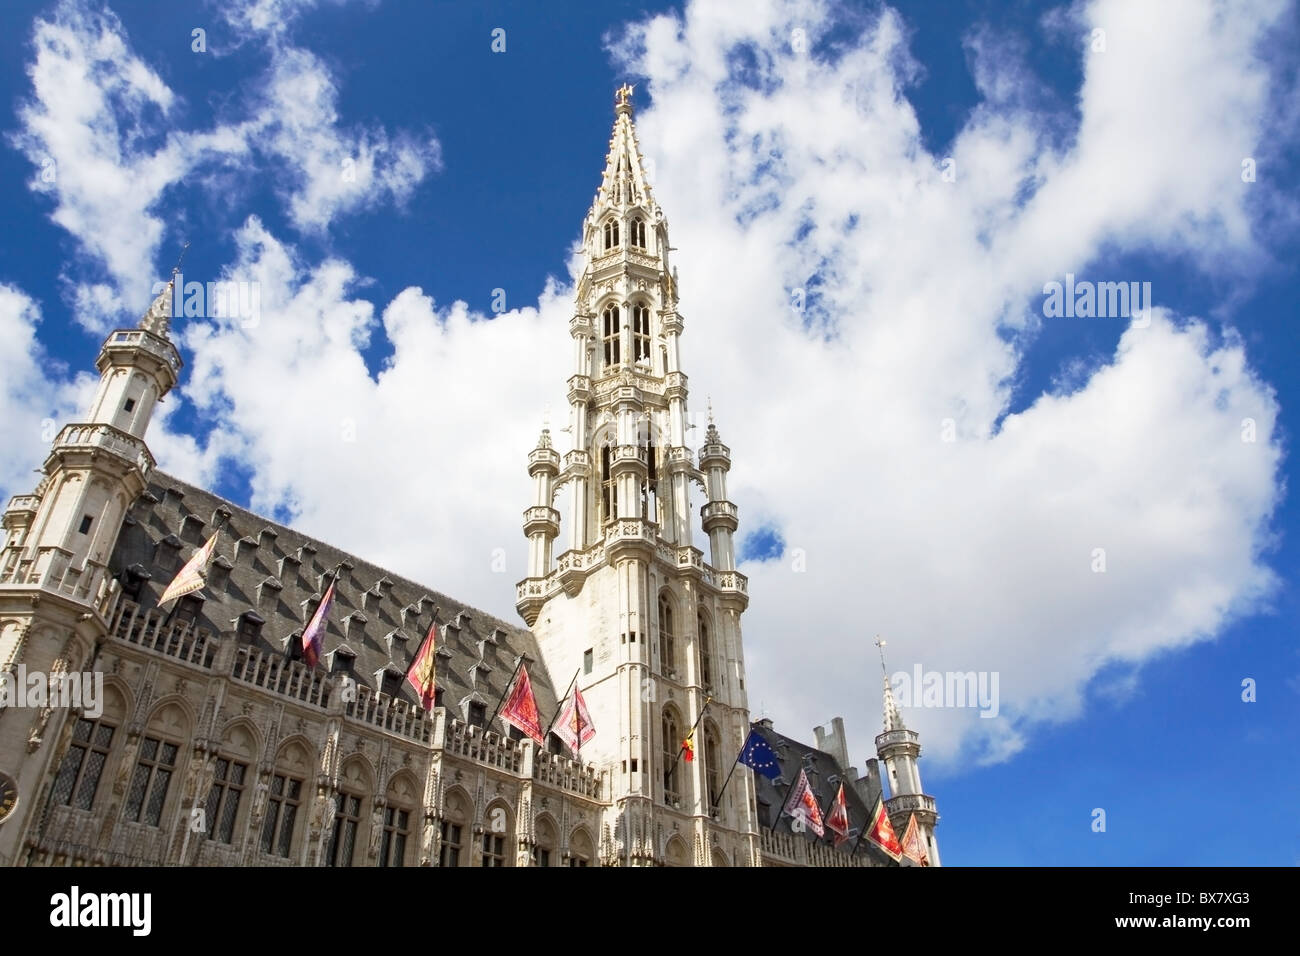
[0,0,1296,865]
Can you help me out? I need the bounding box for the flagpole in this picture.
[670,695,712,769]
[303,562,345,670]
[712,725,751,807]
[485,656,525,735]
[542,669,581,740]
[770,770,802,835]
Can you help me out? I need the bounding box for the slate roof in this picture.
[750,721,900,865]
[106,471,559,727]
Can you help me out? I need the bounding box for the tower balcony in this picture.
[701,499,739,534]
[2,494,41,534]
[662,446,695,472]
[569,314,594,338]
[522,506,560,538]
[604,518,657,562]
[714,569,748,596]
[567,374,592,403]
[608,443,649,477]
[45,422,155,478]
[527,447,561,477]
[562,450,591,482]
[97,328,182,384]
[0,545,119,619]
[886,792,939,829]
[699,440,731,470]
[664,371,687,401]
[515,577,549,626]
[661,311,683,335]
[875,728,921,760]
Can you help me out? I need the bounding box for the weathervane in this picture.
[874,635,889,676]
[616,83,635,108]
[171,240,191,278]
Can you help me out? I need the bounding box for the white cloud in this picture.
[4,0,1292,774]
[10,0,437,329]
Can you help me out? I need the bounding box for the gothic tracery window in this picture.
[603,218,620,251]
[657,594,675,676]
[662,708,680,805]
[632,304,651,364]
[602,304,621,368]
[632,216,646,248]
[698,613,713,690]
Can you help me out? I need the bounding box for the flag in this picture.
[405,621,438,710]
[826,783,851,847]
[783,769,825,837]
[499,664,545,744]
[157,533,217,605]
[553,683,595,756]
[737,728,781,780]
[865,797,903,861]
[682,727,695,762]
[300,578,337,669]
[900,812,929,866]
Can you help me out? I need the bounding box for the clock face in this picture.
[0,771,18,824]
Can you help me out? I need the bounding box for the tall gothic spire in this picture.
[139,276,175,338]
[876,637,906,732]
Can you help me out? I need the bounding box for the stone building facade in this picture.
[0,89,938,867]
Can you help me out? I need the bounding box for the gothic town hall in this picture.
[0,90,940,868]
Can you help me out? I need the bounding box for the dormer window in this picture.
[632,304,651,364]
[603,218,620,251]
[332,648,356,675]
[237,611,265,644]
[631,217,646,249]
[602,305,620,367]
[467,701,486,728]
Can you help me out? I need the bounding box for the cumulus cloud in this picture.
[9,0,436,330]
[3,0,1291,772]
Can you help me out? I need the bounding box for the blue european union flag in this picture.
[738,729,782,780]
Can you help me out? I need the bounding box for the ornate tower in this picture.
[874,641,941,866]
[516,86,757,866]
[0,279,181,863]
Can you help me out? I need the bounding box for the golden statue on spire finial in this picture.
[616,83,635,108]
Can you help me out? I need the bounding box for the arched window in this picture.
[481,801,511,867]
[603,218,620,251]
[698,613,714,690]
[382,774,419,867]
[440,789,469,866]
[600,442,617,524]
[602,304,621,368]
[260,739,312,859]
[632,304,651,364]
[568,827,594,867]
[662,708,681,805]
[124,702,189,828]
[206,722,258,846]
[657,594,675,676]
[329,760,370,866]
[632,216,646,248]
[704,725,722,814]
[533,815,558,867]
[51,683,126,812]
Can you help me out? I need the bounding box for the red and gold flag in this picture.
[499,664,545,744]
[157,533,217,605]
[783,769,826,837]
[553,683,595,756]
[826,782,851,847]
[900,812,930,866]
[405,621,438,710]
[300,578,336,668]
[682,727,695,762]
[865,797,904,861]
